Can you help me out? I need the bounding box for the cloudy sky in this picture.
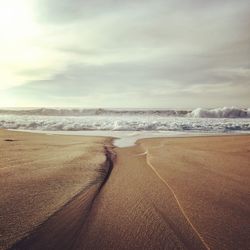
[0,0,249,108]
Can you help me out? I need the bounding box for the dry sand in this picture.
[0,130,249,249]
[0,129,111,250]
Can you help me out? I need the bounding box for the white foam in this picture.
[1,115,249,132]
[189,107,250,118]
[14,130,226,148]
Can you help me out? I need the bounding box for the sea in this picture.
[1,107,249,147]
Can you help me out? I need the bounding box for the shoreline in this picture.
[9,128,250,148]
[1,130,250,249]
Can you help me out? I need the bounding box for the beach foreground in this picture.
[0,130,112,250]
[0,130,249,249]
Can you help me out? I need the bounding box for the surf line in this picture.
[136,149,210,250]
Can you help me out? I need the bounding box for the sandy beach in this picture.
[79,135,250,250]
[0,130,112,250]
[0,130,250,249]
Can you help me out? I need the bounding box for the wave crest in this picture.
[0,107,249,118]
[189,107,250,118]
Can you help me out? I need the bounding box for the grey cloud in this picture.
[13,54,250,95]
[34,0,146,23]
[35,0,250,24]
[4,0,250,108]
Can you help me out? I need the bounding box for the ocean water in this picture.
[2,107,249,147]
[0,107,249,132]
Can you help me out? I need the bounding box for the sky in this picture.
[0,0,249,108]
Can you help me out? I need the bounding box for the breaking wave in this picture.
[189,107,250,118]
[0,115,249,132]
[0,107,249,118]
[0,107,249,132]
[0,108,188,117]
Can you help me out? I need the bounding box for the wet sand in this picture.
[1,130,250,249]
[137,136,250,249]
[78,135,250,250]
